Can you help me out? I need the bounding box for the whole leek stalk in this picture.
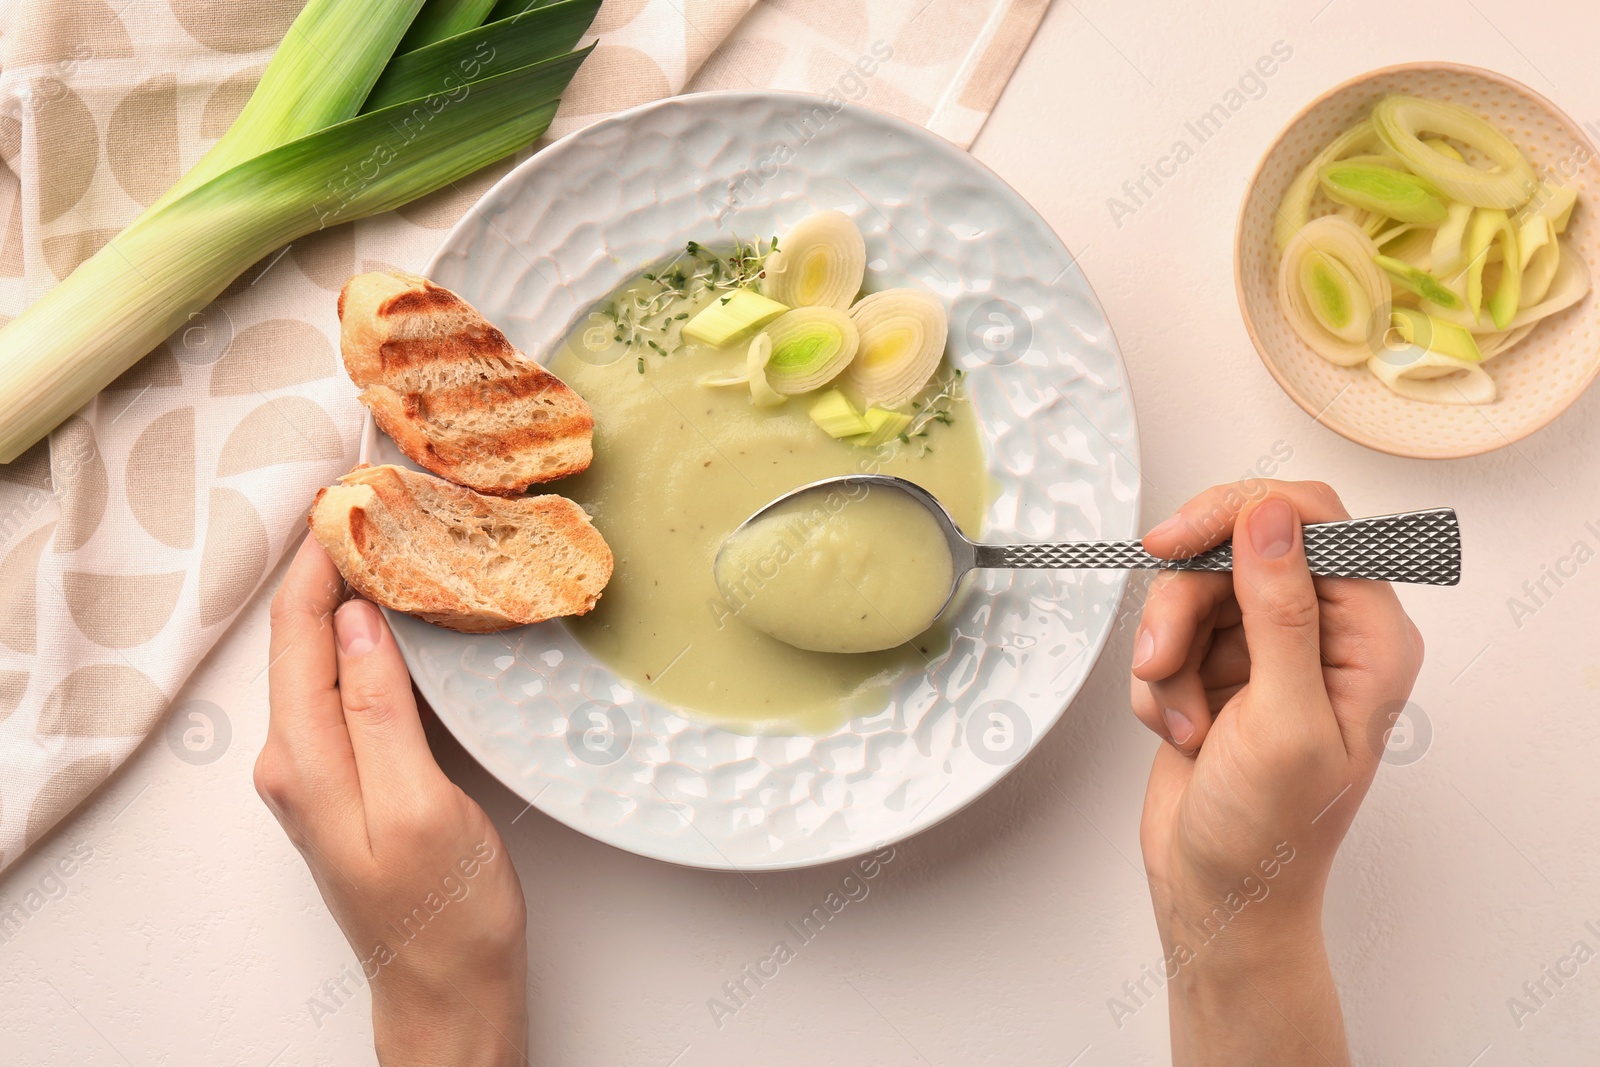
[0,0,601,463]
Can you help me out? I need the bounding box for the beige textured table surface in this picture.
[4,1,1599,1063]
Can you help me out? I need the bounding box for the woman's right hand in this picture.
[1130,480,1425,1066]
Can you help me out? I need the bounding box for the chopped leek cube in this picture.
[808,389,871,438]
[682,289,789,348]
[850,407,914,448]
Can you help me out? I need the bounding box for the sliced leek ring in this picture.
[1277,216,1391,367]
[1368,346,1496,405]
[1520,218,1563,307]
[1275,120,1385,251]
[1389,308,1483,362]
[1470,242,1589,333]
[1371,95,1536,209]
[1476,324,1535,360]
[1319,161,1448,224]
[699,367,751,388]
[759,306,859,396]
[1301,252,1371,342]
[1465,208,1521,329]
[762,211,867,310]
[1421,241,1589,334]
[1517,181,1579,233]
[745,332,787,408]
[843,289,949,407]
[1431,201,1474,277]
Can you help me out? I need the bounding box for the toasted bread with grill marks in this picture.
[339,270,593,495]
[309,464,612,633]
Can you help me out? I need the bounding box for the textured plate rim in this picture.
[380,89,1141,871]
[1232,61,1600,461]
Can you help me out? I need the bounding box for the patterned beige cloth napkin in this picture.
[0,0,1049,871]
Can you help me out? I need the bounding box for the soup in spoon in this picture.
[715,484,956,654]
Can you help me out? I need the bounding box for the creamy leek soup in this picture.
[547,245,987,732]
[715,485,956,655]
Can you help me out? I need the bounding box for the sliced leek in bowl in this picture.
[1272,88,1590,408]
[762,210,867,310]
[1277,217,1388,366]
[1238,62,1600,458]
[844,289,951,407]
[761,307,859,395]
[1370,95,1537,209]
[1260,91,1587,406]
[683,210,957,442]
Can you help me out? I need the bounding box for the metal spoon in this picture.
[724,474,1461,625]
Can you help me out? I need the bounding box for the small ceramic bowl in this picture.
[1235,62,1600,459]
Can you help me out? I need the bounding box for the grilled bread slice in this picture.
[339,270,594,495]
[310,465,612,633]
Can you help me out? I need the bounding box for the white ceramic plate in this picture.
[365,91,1140,871]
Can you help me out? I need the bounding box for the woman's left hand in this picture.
[255,536,529,1067]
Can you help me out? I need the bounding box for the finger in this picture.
[266,536,359,795]
[1142,480,1351,559]
[1130,676,1172,742]
[1147,625,1218,754]
[332,599,446,811]
[1232,494,1327,714]
[1131,571,1233,682]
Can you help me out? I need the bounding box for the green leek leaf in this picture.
[365,0,602,112]
[397,0,499,52]
[1300,252,1364,341]
[487,0,568,20]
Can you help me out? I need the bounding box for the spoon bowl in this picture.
[717,474,977,634]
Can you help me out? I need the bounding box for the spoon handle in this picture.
[972,507,1461,586]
